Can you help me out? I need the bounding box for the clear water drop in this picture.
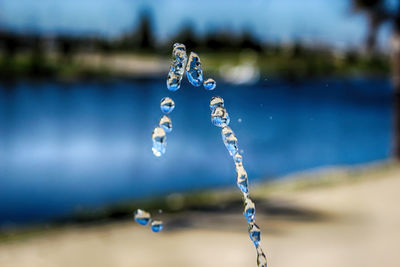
[173,43,187,62]
[211,107,230,127]
[159,115,172,133]
[134,209,151,226]
[186,52,203,86]
[152,126,167,157]
[233,152,243,164]
[160,97,175,114]
[166,73,181,91]
[221,126,238,156]
[209,96,224,111]
[236,164,249,194]
[203,78,216,90]
[244,197,256,223]
[248,223,261,245]
[150,220,164,233]
[256,245,267,267]
[167,43,188,91]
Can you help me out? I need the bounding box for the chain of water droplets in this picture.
[143,43,266,266]
[210,96,267,267]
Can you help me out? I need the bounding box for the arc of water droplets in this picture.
[134,209,164,233]
[210,97,267,266]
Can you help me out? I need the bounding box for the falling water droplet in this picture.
[160,97,175,114]
[221,126,238,156]
[152,126,167,157]
[203,78,216,90]
[211,107,230,127]
[256,245,268,267]
[209,96,224,111]
[236,164,249,194]
[186,52,203,86]
[244,197,256,223]
[159,115,172,133]
[233,152,243,164]
[150,220,164,233]
[134,209,151,226]
[167,43,188,91]
[248,223,261,245]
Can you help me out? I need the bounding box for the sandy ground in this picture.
[0,166,399,267]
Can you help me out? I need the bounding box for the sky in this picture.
[0,0,391,50]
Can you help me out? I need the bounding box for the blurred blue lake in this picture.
[0,78,392,225]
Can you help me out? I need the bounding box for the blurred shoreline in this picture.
[1,160,397,239]
[0,161,399,266]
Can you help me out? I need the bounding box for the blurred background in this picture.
[0,0,399,267]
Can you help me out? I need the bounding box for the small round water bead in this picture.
[203,78,216,90]
[160,97,175,114]
[134,209,151,226]
[150,220,164,233]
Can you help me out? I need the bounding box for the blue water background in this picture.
[0,78,392,225]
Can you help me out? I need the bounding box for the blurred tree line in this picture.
[352,0,400,160]
[0,9,389,80]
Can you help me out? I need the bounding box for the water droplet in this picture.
[211,107,230,127]
[221,126,238,156]
[152,126,167,157]
[159,115,172,133]
[203,78,216,90]
[150,220,164,233]
[256,246,267,267]
[160,97,175,114]
[244,197,256,223]
[186,52,203,86]
[238,118,242,123]
[248,223,261,245]
[233,152,243,164]
[134,209,151,226]
[167,43,187,91]
[166,73,181,91]
[209,96,224,111]
[236,164,249,194]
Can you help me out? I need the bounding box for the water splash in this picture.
[167,43,188,91]
[159,115,173,133]
[186,52,203,86]
[160,97,175,114]
[203,78,216,90]
[144,43,267,265]
[152,126,167,157]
